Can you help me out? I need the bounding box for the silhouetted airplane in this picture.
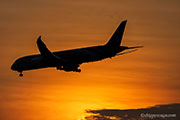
[11,20,143,76]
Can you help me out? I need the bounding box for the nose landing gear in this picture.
[18,71,23,77]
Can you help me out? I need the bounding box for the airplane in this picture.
[11,20,143,77]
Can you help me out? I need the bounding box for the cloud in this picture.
[84,103,180,120]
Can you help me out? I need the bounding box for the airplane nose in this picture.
[11,62,17,71]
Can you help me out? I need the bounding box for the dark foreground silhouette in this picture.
[11,20,143,76]
[84,103,180,120]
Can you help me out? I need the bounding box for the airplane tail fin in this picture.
[105,20,127,48]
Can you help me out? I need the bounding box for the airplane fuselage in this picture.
[11,45,126,72]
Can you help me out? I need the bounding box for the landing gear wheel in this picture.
[76,69,81,72]
[56,66,63,70]
[19,71,23,77]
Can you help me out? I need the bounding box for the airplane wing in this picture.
[37,36,81,72]
[36,36,65,64]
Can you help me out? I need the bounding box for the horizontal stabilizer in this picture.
[127,46,144,49]
[116,49,137,56]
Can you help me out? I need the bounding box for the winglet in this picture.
[37,36,41,41]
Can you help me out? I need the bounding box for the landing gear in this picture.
[56,65,81,72]
[56,66,63,70]
[75,69,81,72]
[19,71,23,77]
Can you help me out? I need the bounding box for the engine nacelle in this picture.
[57,64,81,72]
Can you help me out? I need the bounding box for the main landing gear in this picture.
[76,69,81,72]
[56,65,81,72]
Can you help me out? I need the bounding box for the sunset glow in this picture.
[0,0,180,120]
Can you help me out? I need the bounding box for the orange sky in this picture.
[0,0,180,120]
